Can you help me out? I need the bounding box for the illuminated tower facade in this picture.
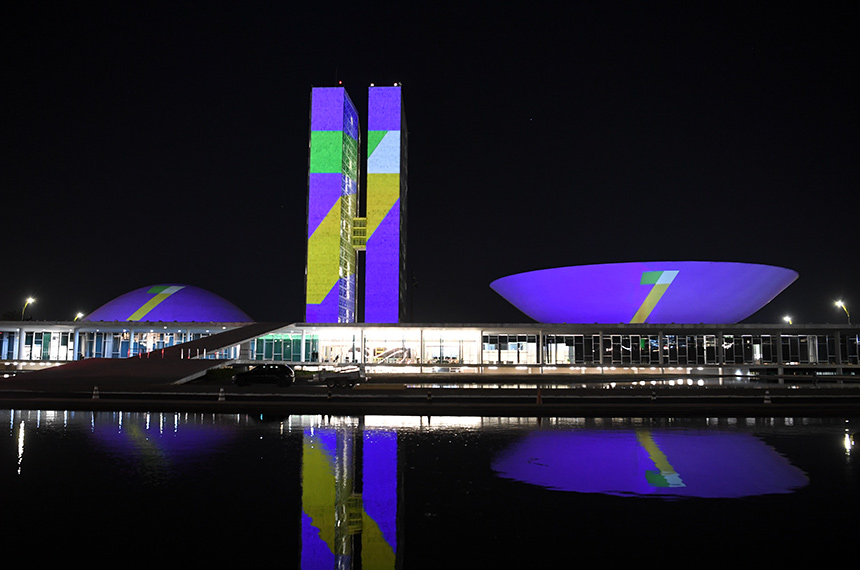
[305,87,360,323]
[305,84,406,324]
[364,86,407,323]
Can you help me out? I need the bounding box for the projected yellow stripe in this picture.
[362,511,396,568]
[302,437,337,552]
[365,173,400,239]
[302,434,396,568]
[636,430,685,487]
[306,198,345,304]
[636,430,674,473]
[629,270,678,324]
[630,284,671,323]
[127,286,184,321]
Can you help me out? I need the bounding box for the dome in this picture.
[83,284,253,322]
[490,261,798,324]
[492,430,808,498]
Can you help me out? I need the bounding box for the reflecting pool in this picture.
[1,411,857,567]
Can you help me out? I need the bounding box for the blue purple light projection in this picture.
[89,413,240,469]
[302,427,397,567]
[364,86,406,323]
[83,284,253,322]
[306,87,360,323]
[492,429,809,498]
[490,261,798,324]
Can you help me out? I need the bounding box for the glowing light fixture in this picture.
[783,316,792,325]
[835,301,851,324]
[21,297,35,321]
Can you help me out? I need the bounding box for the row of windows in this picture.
[0,331,217,361]
[543,334,859,366]
[4,330,859,366]
[253,333,860,366]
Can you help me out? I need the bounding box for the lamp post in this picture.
[835,301,851,325]
[783,316,792,325]
[21,297,35,321]
[74,312,84,321]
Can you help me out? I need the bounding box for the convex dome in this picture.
[83,284,253,322]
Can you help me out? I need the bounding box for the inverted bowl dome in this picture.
[489,261,798,324]
[83,284,253,322]
[492,430,808,498]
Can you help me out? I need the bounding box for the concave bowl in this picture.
[489,261,798,324]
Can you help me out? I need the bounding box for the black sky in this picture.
[3,1,858,324]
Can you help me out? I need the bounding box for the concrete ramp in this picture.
[9,357,223,389]
[7,322,290,389]
[157,322,290,359]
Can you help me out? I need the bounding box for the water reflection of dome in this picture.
[492,429,808,498]
[83,284,253,322]
[490,261,798,323]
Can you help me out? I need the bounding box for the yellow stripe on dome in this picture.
[630,270,678,323]
[127,285,185,321]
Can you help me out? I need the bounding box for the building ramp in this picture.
[7,322,289,389]
[157,322,290,360]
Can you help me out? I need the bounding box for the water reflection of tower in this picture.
[302,418,399,568]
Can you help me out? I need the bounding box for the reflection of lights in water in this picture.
[636,431,685,488]
[366,416,426,429]
[17,421,24,475]
[302,425,398,568]
[365,416,485,429]
[493,428,809,498]
[844,432,854,454]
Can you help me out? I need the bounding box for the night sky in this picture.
[3,1,858,325]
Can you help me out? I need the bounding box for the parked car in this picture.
[232,364,295,387]
[318,365,366,388]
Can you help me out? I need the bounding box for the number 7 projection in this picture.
[630,270,679,323]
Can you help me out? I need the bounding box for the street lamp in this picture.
[74,312,84,321]
[783,316,792,325]
[835,301,851,325]
[21,297,35,320]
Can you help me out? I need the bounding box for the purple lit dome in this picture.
[490,261,798,324]
[83,284,253,322]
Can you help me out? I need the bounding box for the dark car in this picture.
[232,364,295,387]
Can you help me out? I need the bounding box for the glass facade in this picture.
[252,333,317,362]
[1,323,858,375]
[74,329,219,359]
[306,87,360,323]
[483,334,539,365]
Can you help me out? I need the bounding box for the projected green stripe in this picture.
[309,132,358,173]
[367,130,387,156]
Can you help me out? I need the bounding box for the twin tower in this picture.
[305,85,407,323]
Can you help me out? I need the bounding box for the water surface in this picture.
[1,411,856,567]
